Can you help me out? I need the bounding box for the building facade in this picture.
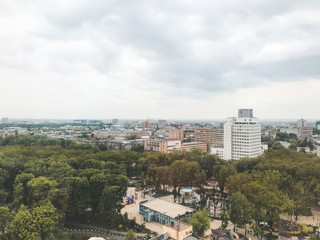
[223,109,261,160]
[194,128,223,150]
[297,119,307,128]
[139,199,193,224]
[163,221,193,240]
[144,139,181,153]
[169,129,184,141]
[158,120,167,128]
[298,126,313,142]
[180,142,207,152]
[210,146,224,159]
[296,119,313,142]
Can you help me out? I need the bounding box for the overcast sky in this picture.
[1,0,320,120]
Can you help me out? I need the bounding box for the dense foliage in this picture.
[226,149,320,235]
[0,142,136,239]
[1,136,319,239]
[0,136,223,239]
[189,210,210,237]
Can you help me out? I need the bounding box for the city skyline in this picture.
[1,1,320,119]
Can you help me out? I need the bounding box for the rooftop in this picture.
[211,228,234,240]
[181,142,206,146]
[165,220,192,232]
[140,198,194,218]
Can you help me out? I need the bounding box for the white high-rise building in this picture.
[223,109,261,160]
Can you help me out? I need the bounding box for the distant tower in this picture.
[2,118,9,124]
[224,109,261,160]
[297,119,306,128]
[297,119,312,142]
[158,120,167,128]
[146,119,151,128]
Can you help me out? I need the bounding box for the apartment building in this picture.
[180,142,207,152]
[223,109,262,160]
[168,129,184,141]
[299,126,313,142]
[194,128,223,150]
[144,138,181,153]
[296,119,313,142]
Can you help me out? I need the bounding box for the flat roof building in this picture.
[181,142,207,152]
[211,228,235,240]
[169,129,184,141]
[139,199,194,224]
[163,220,193,240]
[144,139,181,153]
[194,128,223,150]
[210,146,224,159]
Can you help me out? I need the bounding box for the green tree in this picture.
[243,181,293,226]
[32,202,62,240]
[289,144,297,150]
[10,203,61,240]
[189,210,210,237]
[251,224,265,240]
[229,192,253,239]
[220,212,229,228]
[0,206,11,233]
[214,165,237,194]
[126,229,135,240]
[13,173,35,207]
[271,141,285,150]
[10,205,39,240]
[0,190,8,205]
[27,176,58,205]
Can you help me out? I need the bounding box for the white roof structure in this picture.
[141,198,194,218]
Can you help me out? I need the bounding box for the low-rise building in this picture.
[194,128,223,149]
[210,147,224,159]
[279,127,299,135]
[163,221,193,240]
[180,142,207,152]
[211,228,235,240]
[144,139,181,153]
[139,199,194,224]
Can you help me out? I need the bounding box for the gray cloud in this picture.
[0,0,320,118]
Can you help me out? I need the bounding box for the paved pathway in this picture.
[122,188,164,234]
[65,227,148,240]
[122,188,320,239]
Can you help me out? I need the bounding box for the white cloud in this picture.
[0,0,320,119]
